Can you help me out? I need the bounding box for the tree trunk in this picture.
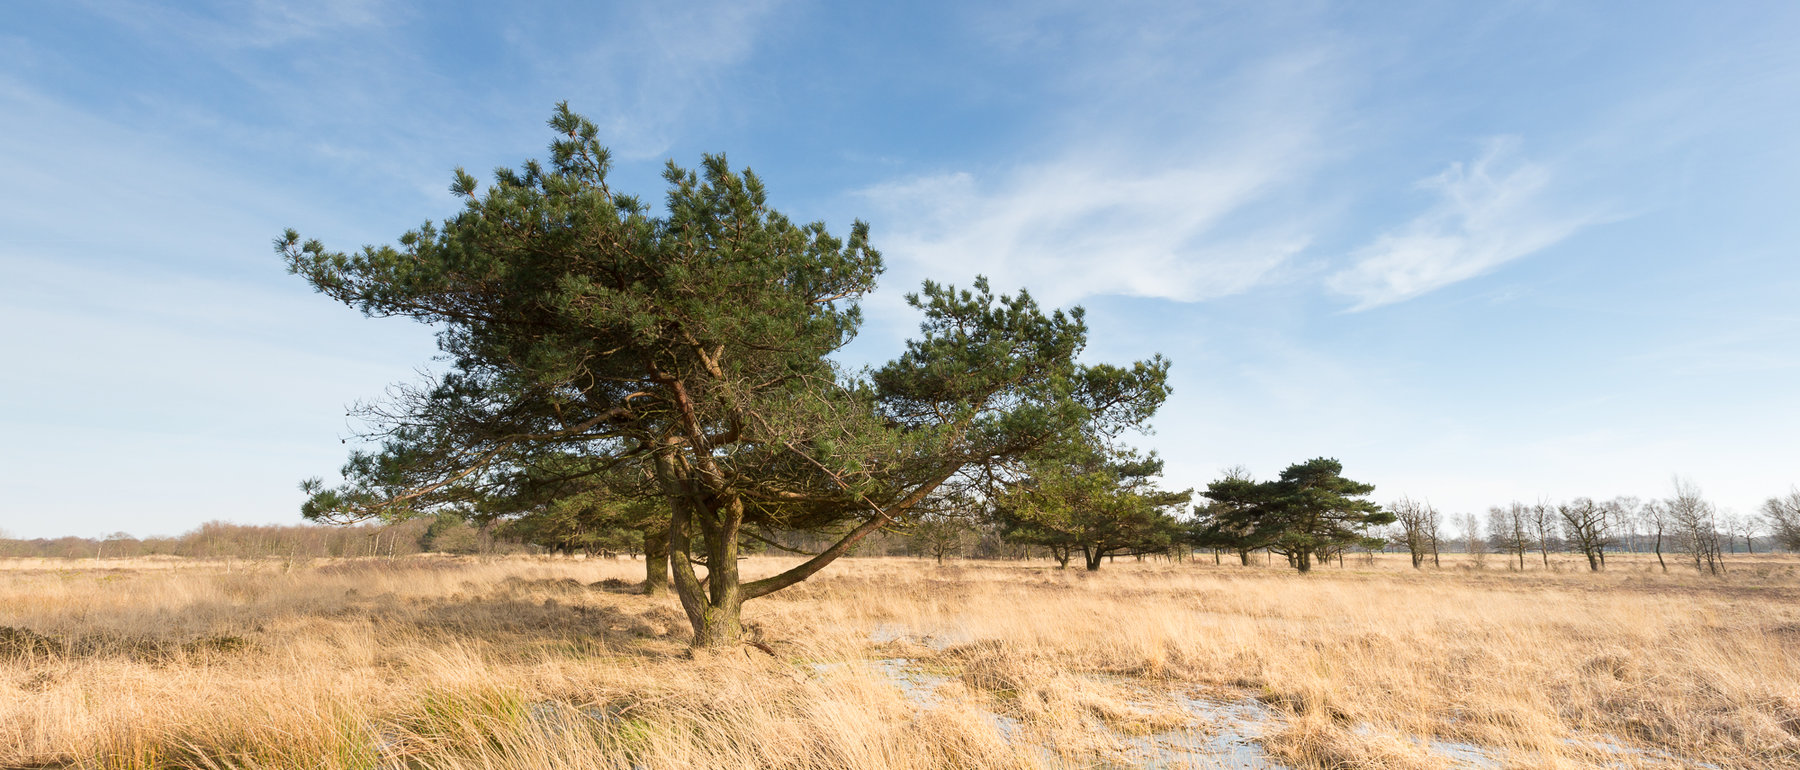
[1053,545,1071,569]
[1585,549,1599,572]
[1084,547,1104,571]
[1654,531,1666,573]
[1237,548,1251,566]
[642,524,671,596]
[663,451,746,647]
[1295,550,1313,573]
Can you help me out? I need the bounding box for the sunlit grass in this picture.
[2,552,1796,768]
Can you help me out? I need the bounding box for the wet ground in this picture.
[831,625,1720,770]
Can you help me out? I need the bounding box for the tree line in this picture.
[0,517,519,560]
[1366,479,1800,575]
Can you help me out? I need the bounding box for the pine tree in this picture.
[993,445,1189,570]
[283,104,1171,646]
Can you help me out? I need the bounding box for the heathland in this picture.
[2,554,1797,769]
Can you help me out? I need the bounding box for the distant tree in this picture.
[906,509,975,564]
[1763,489,1800,551]
[1642,499,1670,572]
[1193,467,1273,566]
[993,445,1190,571]
[1558,497,1610,572]
[1388,496,1434,568]
[1665,479,1724,575]
[1488,502,1530,570]
[1461,512,1487,568]
[1422,501,1443,567]
[1529,499,1555,567]
[1601,496,1639,564]
[466,457,674,592]
[1732,513,1759,554]
[420,512,485,554]
[1260,458,1392,574]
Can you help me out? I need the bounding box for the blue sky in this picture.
[2,1,1796,539]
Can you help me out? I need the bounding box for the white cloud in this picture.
[507,0,790,160]
[76,0,391,49]
[1328,138,1599,311]
[854,47,1343,309]
[859,158,1310,307]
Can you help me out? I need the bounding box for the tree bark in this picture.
[642,524,670,596]
[1084,547,1104,571]
[1295,550,1313,573]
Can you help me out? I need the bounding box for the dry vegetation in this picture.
[3,553,1798,769]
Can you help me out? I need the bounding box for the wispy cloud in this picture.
[75,0,392,49]
[505,0,790,160]
[856,50,1340,308]
[1328,138,1600,311]
[860,159,1311,307]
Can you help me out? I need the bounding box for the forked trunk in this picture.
[672,497,745,647]
[660,442,747,647]
[1295,550,1313,573]
[1084,547,1104,571]
[1237,548,1252,566]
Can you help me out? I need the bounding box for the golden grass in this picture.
[2,553,1797,769]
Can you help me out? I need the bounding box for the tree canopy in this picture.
[993,444,1189,570]
[1193,458,1390,573]
[283,103,1172,646]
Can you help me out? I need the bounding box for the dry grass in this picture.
[2,553,1797,769]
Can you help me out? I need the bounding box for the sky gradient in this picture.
[2,1,1797,539]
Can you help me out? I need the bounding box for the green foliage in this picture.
[420,512,484,554]
[1195,458,1392,573]
[1192,468,1274,558]
[994,443,1190,570]
[282,104,1172,644]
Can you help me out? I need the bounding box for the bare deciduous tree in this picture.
[1559,497,1610,572]
[1733,513,1759,554]
[1487,502,1530,570]
[1391,497,1434,568]
[1666,478,1724,575]
[1529,499,1555,567]
[1461,511,1487,568]
[1424,502,1443,567]
[1759,489,1800,551]
[1641,499,1669,572]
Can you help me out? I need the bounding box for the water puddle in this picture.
[1567,735,1719,770]
[847,625,1721,769]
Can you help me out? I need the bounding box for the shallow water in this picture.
[848,626,1721,770]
